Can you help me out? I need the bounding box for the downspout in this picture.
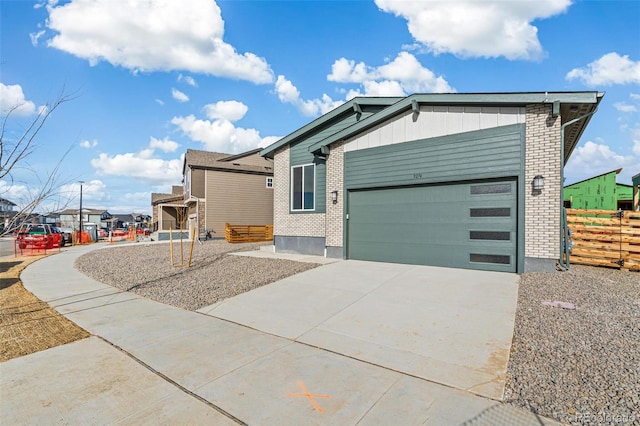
[559,107,598,269]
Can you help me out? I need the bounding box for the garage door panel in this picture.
[347,180,517,272]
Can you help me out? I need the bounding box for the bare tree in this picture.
[0,91,77,236]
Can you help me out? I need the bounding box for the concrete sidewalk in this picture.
[1,245,559,425]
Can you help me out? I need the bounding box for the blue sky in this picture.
[1,0,639,215]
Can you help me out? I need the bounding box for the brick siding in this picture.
[273,146,325,237]
[525,104,561,260]
[326,141,345,247]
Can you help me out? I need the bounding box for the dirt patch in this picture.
[0,255,89,361]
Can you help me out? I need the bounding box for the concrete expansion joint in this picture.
[92,335,247,426]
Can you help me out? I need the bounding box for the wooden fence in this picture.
[225,223,273,243]
[566,209,640,271]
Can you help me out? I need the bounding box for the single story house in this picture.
[563,168,633,210]
[260,92,604,273]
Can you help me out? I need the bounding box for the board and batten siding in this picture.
[344,106,525,153]
[344,124,525,190]
[204,170,274,236]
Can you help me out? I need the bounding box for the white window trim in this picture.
[266,177,273,188]
[290,163,316,212]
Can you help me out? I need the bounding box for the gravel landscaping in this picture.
[505,265,639,426]
[75,240,319,310]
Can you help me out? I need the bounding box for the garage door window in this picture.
[291,164,315,211]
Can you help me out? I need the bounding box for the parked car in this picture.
[53,226,73,246]
[16,224,63,249]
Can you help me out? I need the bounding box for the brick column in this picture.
[326,141,344,256]
[525,104,561,270]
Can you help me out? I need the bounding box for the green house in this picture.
[261,91,604,273]
[564,169,633,210]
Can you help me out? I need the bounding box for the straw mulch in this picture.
[0,256,89,361]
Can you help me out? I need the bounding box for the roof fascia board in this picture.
[563,92,605,162]
[218,148,262,162]
[309,92,602,154]
[259,97,402,158]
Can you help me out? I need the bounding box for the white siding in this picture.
[344,106,526,152]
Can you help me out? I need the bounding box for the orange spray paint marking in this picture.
[287,380,330,413]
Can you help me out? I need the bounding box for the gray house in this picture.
[260,92,603,273]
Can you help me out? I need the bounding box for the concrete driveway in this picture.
[198,259,520,400]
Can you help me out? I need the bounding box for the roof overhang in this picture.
[259,97,403,159]
[305,92,604,162]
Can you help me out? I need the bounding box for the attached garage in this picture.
[260,92,604,273]
[347,179,518,272]
[344,122,525,272]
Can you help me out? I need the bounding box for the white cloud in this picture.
[178,74,197,87]
[148,136,179,153]
[44,0,274,84]
[566,52,640,86]
[328,52,454,97]
[204,100,248,122]
[155,99,165,106]
[614,102,637,113]
[171,88,189,103]
[80,139,98,149]
[0,181,31,205]
[172,105,280,153]
[630,93,640,100]
[565,140,640,184]
[0,83,37,116]
[374,0,570,60]
[60,180,109,204]
[275,76,344,117]
[91,140,184,185]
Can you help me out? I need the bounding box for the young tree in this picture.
[0,92,76,236]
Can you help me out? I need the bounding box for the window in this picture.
[266,177,273,188]
[291,164,315,211]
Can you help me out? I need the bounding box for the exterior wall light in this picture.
[532,175,545,191]
[331,190,338,204]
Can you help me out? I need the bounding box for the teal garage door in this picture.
[347,180,517,272]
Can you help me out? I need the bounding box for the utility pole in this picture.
[79,181,84,244]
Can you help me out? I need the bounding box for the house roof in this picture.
[151,193,182,205]
[259,97,403,159]
[0,197,17,206]
[564,168,622,188]
[304,92,604,164]
[183,148,273,175]
[58,208,109,215]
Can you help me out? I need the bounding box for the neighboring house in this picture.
[0,197,17,230]
[106,213,151,230]
[151,186,185,233]
[182,148,274,239]
[59,208,112,230]
[260,92,604,273]
[40,213,61,226]
[0,197,16,213]
[563,168,634,210]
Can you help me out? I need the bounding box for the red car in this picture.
[16,224,63,250]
